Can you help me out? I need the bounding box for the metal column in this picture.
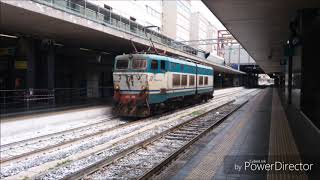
[47,45,55,89]
[288,47,293,105]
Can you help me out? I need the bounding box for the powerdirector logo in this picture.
[223,155,320,176]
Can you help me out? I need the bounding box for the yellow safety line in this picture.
[267,89,307,180]
[185,89,268,180]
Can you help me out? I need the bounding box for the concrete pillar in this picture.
[300,9,320,126]
[280,74,285,89]
[288,53,293,104]
[87,71,99,98]
[248,74,252,88]
[20,38,36,89]
[233,75,239,87]
[47,46,55,89]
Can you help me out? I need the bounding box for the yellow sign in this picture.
[0,48,15,56]
[15,61,28,69]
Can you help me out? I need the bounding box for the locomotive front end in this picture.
[113,54,150,117]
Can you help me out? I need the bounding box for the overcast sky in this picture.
[90,0,226,30]
[190,0,226,30]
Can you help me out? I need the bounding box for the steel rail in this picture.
[0,115,115,149]
[0,88,245,165]
[138,100,249,180]
[1,87,241,149]
[62,100,235,180]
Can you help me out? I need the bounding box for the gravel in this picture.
[0,119,126,159]
[88,103,239,180]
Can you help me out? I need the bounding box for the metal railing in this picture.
[54,88,88,104]
[0,87,114,115]
[0,89,55,114]
[31,0,203,57]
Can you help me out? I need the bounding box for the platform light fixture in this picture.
[54,43,64,47]
[80,47,91,51]
[0,34,18,39]
[102,51,111,55]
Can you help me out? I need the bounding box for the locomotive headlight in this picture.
[115,85,120,90]
[141,85,146,90]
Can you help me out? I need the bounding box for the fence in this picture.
[0,89,55,114]
[0,87,114,115]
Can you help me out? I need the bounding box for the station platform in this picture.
[156,88,320,180]
[0,103,114,145]
[0,97,113,119]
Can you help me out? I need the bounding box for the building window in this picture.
[189,75,195,86]
[146,5,161,19]
[181,75,187,86]
[204,76,208,85]
[130,16,136,21]
[199,76,203,86]
[151,60,158,70]
[173,74,180,87]
[104,4,112,11]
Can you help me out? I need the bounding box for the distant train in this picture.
[113,53,214,117]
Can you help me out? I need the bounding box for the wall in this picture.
[300,9,320,128]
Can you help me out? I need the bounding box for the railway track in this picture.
[37,89,259,180]
[0,116,121,163]
[1,88,252,179]
[0,88,244,165]
[0,115,116,149]
[62,99,248,180]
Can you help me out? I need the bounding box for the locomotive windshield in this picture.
[116,59,129,69]
[132,59,147,70]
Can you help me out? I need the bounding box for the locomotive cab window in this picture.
[204,76,208,85]
[151,60,158,70]
[132,59,147,70]
[116,60,129,69]
[199,76,203,86]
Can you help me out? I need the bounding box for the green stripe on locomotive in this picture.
[114,54,213,75]
[144,55,213,75]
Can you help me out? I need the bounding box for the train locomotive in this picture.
[113,53,214,117]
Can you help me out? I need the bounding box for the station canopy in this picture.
[203,0,320,73]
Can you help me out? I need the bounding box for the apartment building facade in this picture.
[162,0,192,42]
[88,0,163,31]
[190,12,218,55]
[88,0,221,56]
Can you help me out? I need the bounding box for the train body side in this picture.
[113,54,214,117]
